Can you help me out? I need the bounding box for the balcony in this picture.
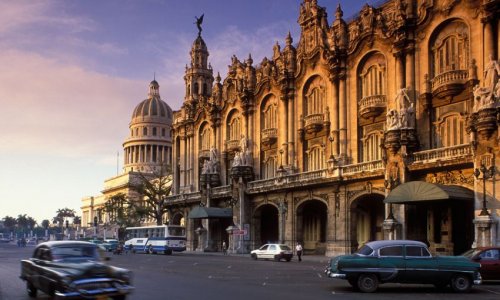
[198,149,210,158]
[304,113,324,134]
[410,144,473,170]
[342,160,384,175]
[226,139,240,152]
[261,128,278,146]
[431,70,468,98]
[358,95,386,119]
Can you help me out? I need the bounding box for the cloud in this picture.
[0,49,144,161]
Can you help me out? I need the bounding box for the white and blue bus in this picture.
[124,225,186,255]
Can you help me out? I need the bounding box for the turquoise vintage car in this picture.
[325,240,481,293]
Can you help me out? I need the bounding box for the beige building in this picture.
[81,80,174,235]
[165,0,500,256]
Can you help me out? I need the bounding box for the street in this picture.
[1,242,500,300]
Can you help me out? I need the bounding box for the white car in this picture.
[250,244,293,262]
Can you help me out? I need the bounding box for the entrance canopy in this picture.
[188,206,233,219]
[384,181,473,204]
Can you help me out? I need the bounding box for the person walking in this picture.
[222,241,227,255]
[296,242,303,262]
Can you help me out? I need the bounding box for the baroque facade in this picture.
[81,80,174,235]
[168,0,500,256]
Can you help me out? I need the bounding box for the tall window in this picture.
[362,132,383,162]
[435,113,467,147]
[263,104,277,129]
[229,117,241,140]
[431,20,468,77]
[200,126,211,150]
[361,65,385,98]
[304,76,325,116]
[262,157,276,179]
[307,146,324,171]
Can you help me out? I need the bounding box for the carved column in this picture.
[287,95,294,167]
[483,19,495,61]
[280,96,289,166]
[331,80,339,157]
[338,72,347,161]
[395,51,406,89]
[405,47,416,101]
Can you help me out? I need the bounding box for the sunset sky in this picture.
[0,0,375,224]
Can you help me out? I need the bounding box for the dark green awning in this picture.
[384,181,473,204]
[188,206,233,219]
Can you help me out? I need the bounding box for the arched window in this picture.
[200,126,211,150]
[304,77,325,116]
[263,104,277,129]
[153,127,157,136]
[229,117,241,141]
[194,83,199,95]
[135,128,139,136]
[307,146,324,171]
[143,127,147,136]
[362,131,383,162]
[361,64,385,98]
[434,113,468,147]
[431,20,469,78]
[162,128,166,137]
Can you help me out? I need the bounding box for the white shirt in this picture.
[296,244,303,252]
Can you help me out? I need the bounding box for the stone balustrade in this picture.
[342,160,384,174]
[412,143,472,163]
[431,69,468,90]
[358,95,387,119]
[261,128,278,140]
[304,113,324,127]
[226,139,240,151]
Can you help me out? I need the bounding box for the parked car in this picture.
[103,239,120,252]
[20,241,134,299]
[88,239,107,251]
[461,247,500,281]
[250,244,293,262]
[324,240,481,293]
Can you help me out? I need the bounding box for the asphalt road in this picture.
[1,242,500,300]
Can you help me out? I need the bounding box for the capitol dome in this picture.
[131,80,173,124]
[123,80,173,173]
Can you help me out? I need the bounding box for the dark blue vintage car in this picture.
[325,240,482,293]
[20,241,134,299]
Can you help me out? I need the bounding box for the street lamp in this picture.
[225,197,239,253]
[474,163,496,216]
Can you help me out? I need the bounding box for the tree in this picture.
[73,216,81,227]
[16,214,29,230]
[41,219,50,230]
[2,216,17,232]
[129,164,173,225]
[102,193,146,228]
[53,208,76,227]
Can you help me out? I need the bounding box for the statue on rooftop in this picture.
[195,14,204,36]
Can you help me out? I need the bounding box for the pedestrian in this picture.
[128,243,133,254]
[222,241,227,255]
[296,242,303,262]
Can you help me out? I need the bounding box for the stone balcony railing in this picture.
[211,185,232,198]
[226,139,240,151]
[431,69,468,91]
[261,128,278,146]
[198,149,210,158]
[304,113,324,127]
[342,160,384,175]
[358,95,387,119]
[412,143,472,164]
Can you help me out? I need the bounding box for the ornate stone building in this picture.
[169,0,498,256]
[81,80,174,235]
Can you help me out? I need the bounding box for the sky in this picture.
[0,0,378,224]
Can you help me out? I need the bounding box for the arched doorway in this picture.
[296,200,327,254]
[253,204,279,246]
[171,213,184,226]
[350,194,385,251]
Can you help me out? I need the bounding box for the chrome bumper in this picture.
[324,268,346,279]
[55,280,134,299]
[474,272,482,285]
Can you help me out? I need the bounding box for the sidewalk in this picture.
[182,250,331,263]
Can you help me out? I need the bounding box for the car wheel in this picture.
[251,253,257,260]
[26,281,37,298]
[357,274,379,293]
[450,274,472,293]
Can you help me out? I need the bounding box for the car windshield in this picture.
[356,245,374,256]
[51,245,100,262]
[461,249,482,258]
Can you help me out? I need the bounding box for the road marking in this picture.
[227,265,232,269]
[262,282,267,286]
[480,287,500,295]
[317,273,322,278]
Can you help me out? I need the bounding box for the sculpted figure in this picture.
[240,135,248,153]
[484,54,500,91]
[194,14,204,35]
[473,84,492,111]
[232,152,242,167]
[201,160,209,174]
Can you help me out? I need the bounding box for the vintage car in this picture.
[324,240,481,293]
[20,241,134,299]
[462,247,500,281]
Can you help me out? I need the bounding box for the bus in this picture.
[124,225,186,255]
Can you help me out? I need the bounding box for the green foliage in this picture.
[2,216,17,231]
[53,207,76,227]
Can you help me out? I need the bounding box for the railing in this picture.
[358,95,387,116]
[261,128,278,140]
[198,149,210,157]
[431,70,468,90]
[211,185,231,197]
[342,160,384,174]
[226,139,240,151]
[247,169,328,190]
[412,144,472,163]
[304,113,324,127]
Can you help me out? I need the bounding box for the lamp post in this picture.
[225,197,239,254]
[474,163,496,216]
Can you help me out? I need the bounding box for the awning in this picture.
[188,206,233,219]
[384,181,474,204]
